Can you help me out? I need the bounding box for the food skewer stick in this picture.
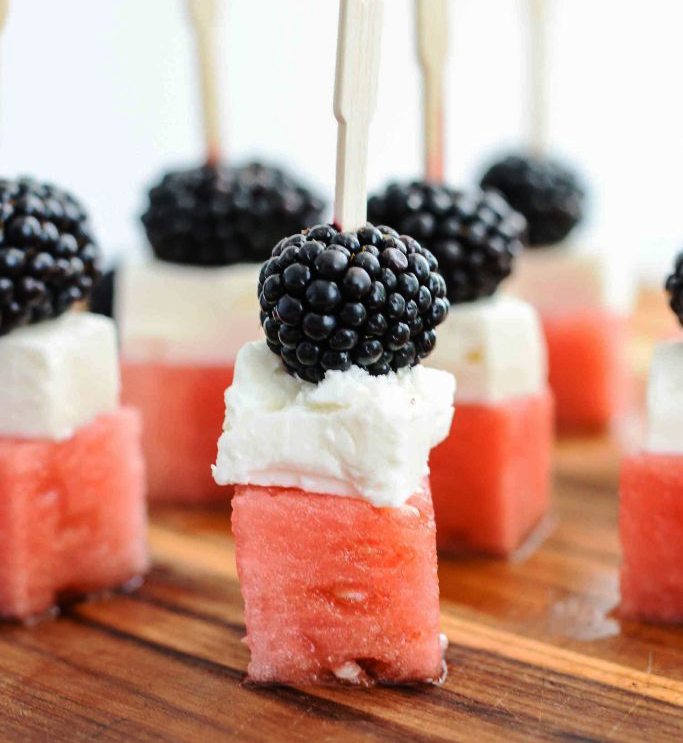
[333,0,384,231]
[0,1,7,35]
[529,0,549,155]
[186,0,222,166]
[415,0,448,183]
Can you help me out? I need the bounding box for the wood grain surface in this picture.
[2,290,683,742]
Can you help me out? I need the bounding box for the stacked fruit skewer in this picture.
[117,0,325,503]
[214,0,456,686]
[369,0,553,557]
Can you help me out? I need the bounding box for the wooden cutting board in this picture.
[1,291,683,742]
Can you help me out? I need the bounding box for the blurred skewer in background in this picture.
[186,0,223,167]
[480,0,635,436]
[415,0,447,184]
[111,0,323,505]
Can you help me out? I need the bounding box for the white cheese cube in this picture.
[505,245,636,316]
[427,295,546,403]
[646,340,683,454]
[116,258,261,365]
[0,313,119,440]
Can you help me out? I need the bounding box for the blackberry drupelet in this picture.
[665,251,683,326]
[368,182,525,304]
[479,154,584,247]
[0,177,100,337]
[258,222,449,382]
[142,162,325,266]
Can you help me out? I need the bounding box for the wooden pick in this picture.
[186,0,222,166]
[415,0,448,183]
[333,0,384,232]
[529,0,548,155]
[0,1,8,33]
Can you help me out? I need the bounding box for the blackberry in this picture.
[142,161,325,266]
[665,252,683,326]
[0,177,100,337]
[89,268,116,319]
[368,182,525,304]
[479,154,584,246]
[258,222,449,382]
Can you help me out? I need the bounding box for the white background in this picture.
[2,0,681,283]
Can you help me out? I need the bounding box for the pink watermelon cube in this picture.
[541,308,627,433]
[232,483,445,686]
[429,389,553,556]
[121,362,233,502]
[620,453,683,623]
[0,408,148,621]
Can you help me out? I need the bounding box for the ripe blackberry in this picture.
[0,177,100,337]
[142,161,325,266]
[258,222,449,382]
[665,251,683,326]
[479,154,584,246]
[368,182,525,304]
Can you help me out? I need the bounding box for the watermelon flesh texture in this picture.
[541,308,627,433]
[620,453,683,623]
[430,390,553,557]
[121,362,233,503]
[0,408,148,621]
[232,483,445,686]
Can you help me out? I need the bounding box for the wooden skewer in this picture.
[529,0,548,155]
[333,0,384,232]
[415,0,448,183]
[0,1,8,33]
[186,0,222,166]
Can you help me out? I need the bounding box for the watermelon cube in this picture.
[232,483,445,686]
[504,247,633,433]
[121,362,233,502]
[619,453,683,623]
[541,308,627,433]
[429,389,553,556]
[0,408,148,621]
